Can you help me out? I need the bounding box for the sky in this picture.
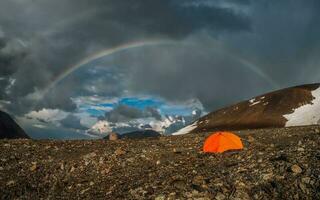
[0,0,320,139]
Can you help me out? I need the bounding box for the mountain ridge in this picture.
[0,110,29,139]
[173,83,320,135]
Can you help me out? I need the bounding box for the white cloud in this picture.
[182,0,251,14]
[72,95,119,106]
[25,108,68,123]
[33,124,46,129]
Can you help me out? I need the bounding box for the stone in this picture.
[127,158,135,163]
[60,163,65,170]
[262,173,273,181]
[70,166,76,173]
[30,162,37,171]
[80,188,90,195]
[155,195,166,200]
[109,132,119,141]
[301,177,311,184]
[233,190,250,200]
[173,148,182,154]
[215,192,226,200]
[247,136,255,142]
[114,148,126,156]
[101,168,111,175]
[193,175,205,185]
[297,147,304,152]
[6,180,15,186]
[299,182,307,193]
[172,180,186,190]
[291,164,302,174]
[83,152,97,159]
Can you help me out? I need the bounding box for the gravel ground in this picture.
[0,126,319,199]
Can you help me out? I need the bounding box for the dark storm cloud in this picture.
[102,0,251,38]
[104,105,162,123]
[60,114,87,130]
[0,36,27,77]
[222,0,320,87]
[0,0,320,117]
[112,38,273,110]
[0,0,251,114]
[109,0,320,110]
[70,67,126,97]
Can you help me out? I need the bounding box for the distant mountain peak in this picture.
[87,113,199,137]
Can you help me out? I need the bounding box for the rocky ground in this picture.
[0,126,320,200]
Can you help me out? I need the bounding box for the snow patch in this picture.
[284,87,320,127]
[172,122,197,135]
[249,101,261,107]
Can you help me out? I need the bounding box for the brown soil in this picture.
[0,126,320,199]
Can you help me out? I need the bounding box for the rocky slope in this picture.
[0,110,29,139]
[0,126,319,199]
[173,83,320,135]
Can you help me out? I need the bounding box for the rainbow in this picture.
[38,39,278,105]
[40,40,174,98]
[234,57,278,88]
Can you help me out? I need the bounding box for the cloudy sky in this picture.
[0,0,319,138]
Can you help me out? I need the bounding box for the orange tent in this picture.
[203,132,243,153]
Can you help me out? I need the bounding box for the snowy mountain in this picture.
[173,83,320,135]
[87,110,201,136]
